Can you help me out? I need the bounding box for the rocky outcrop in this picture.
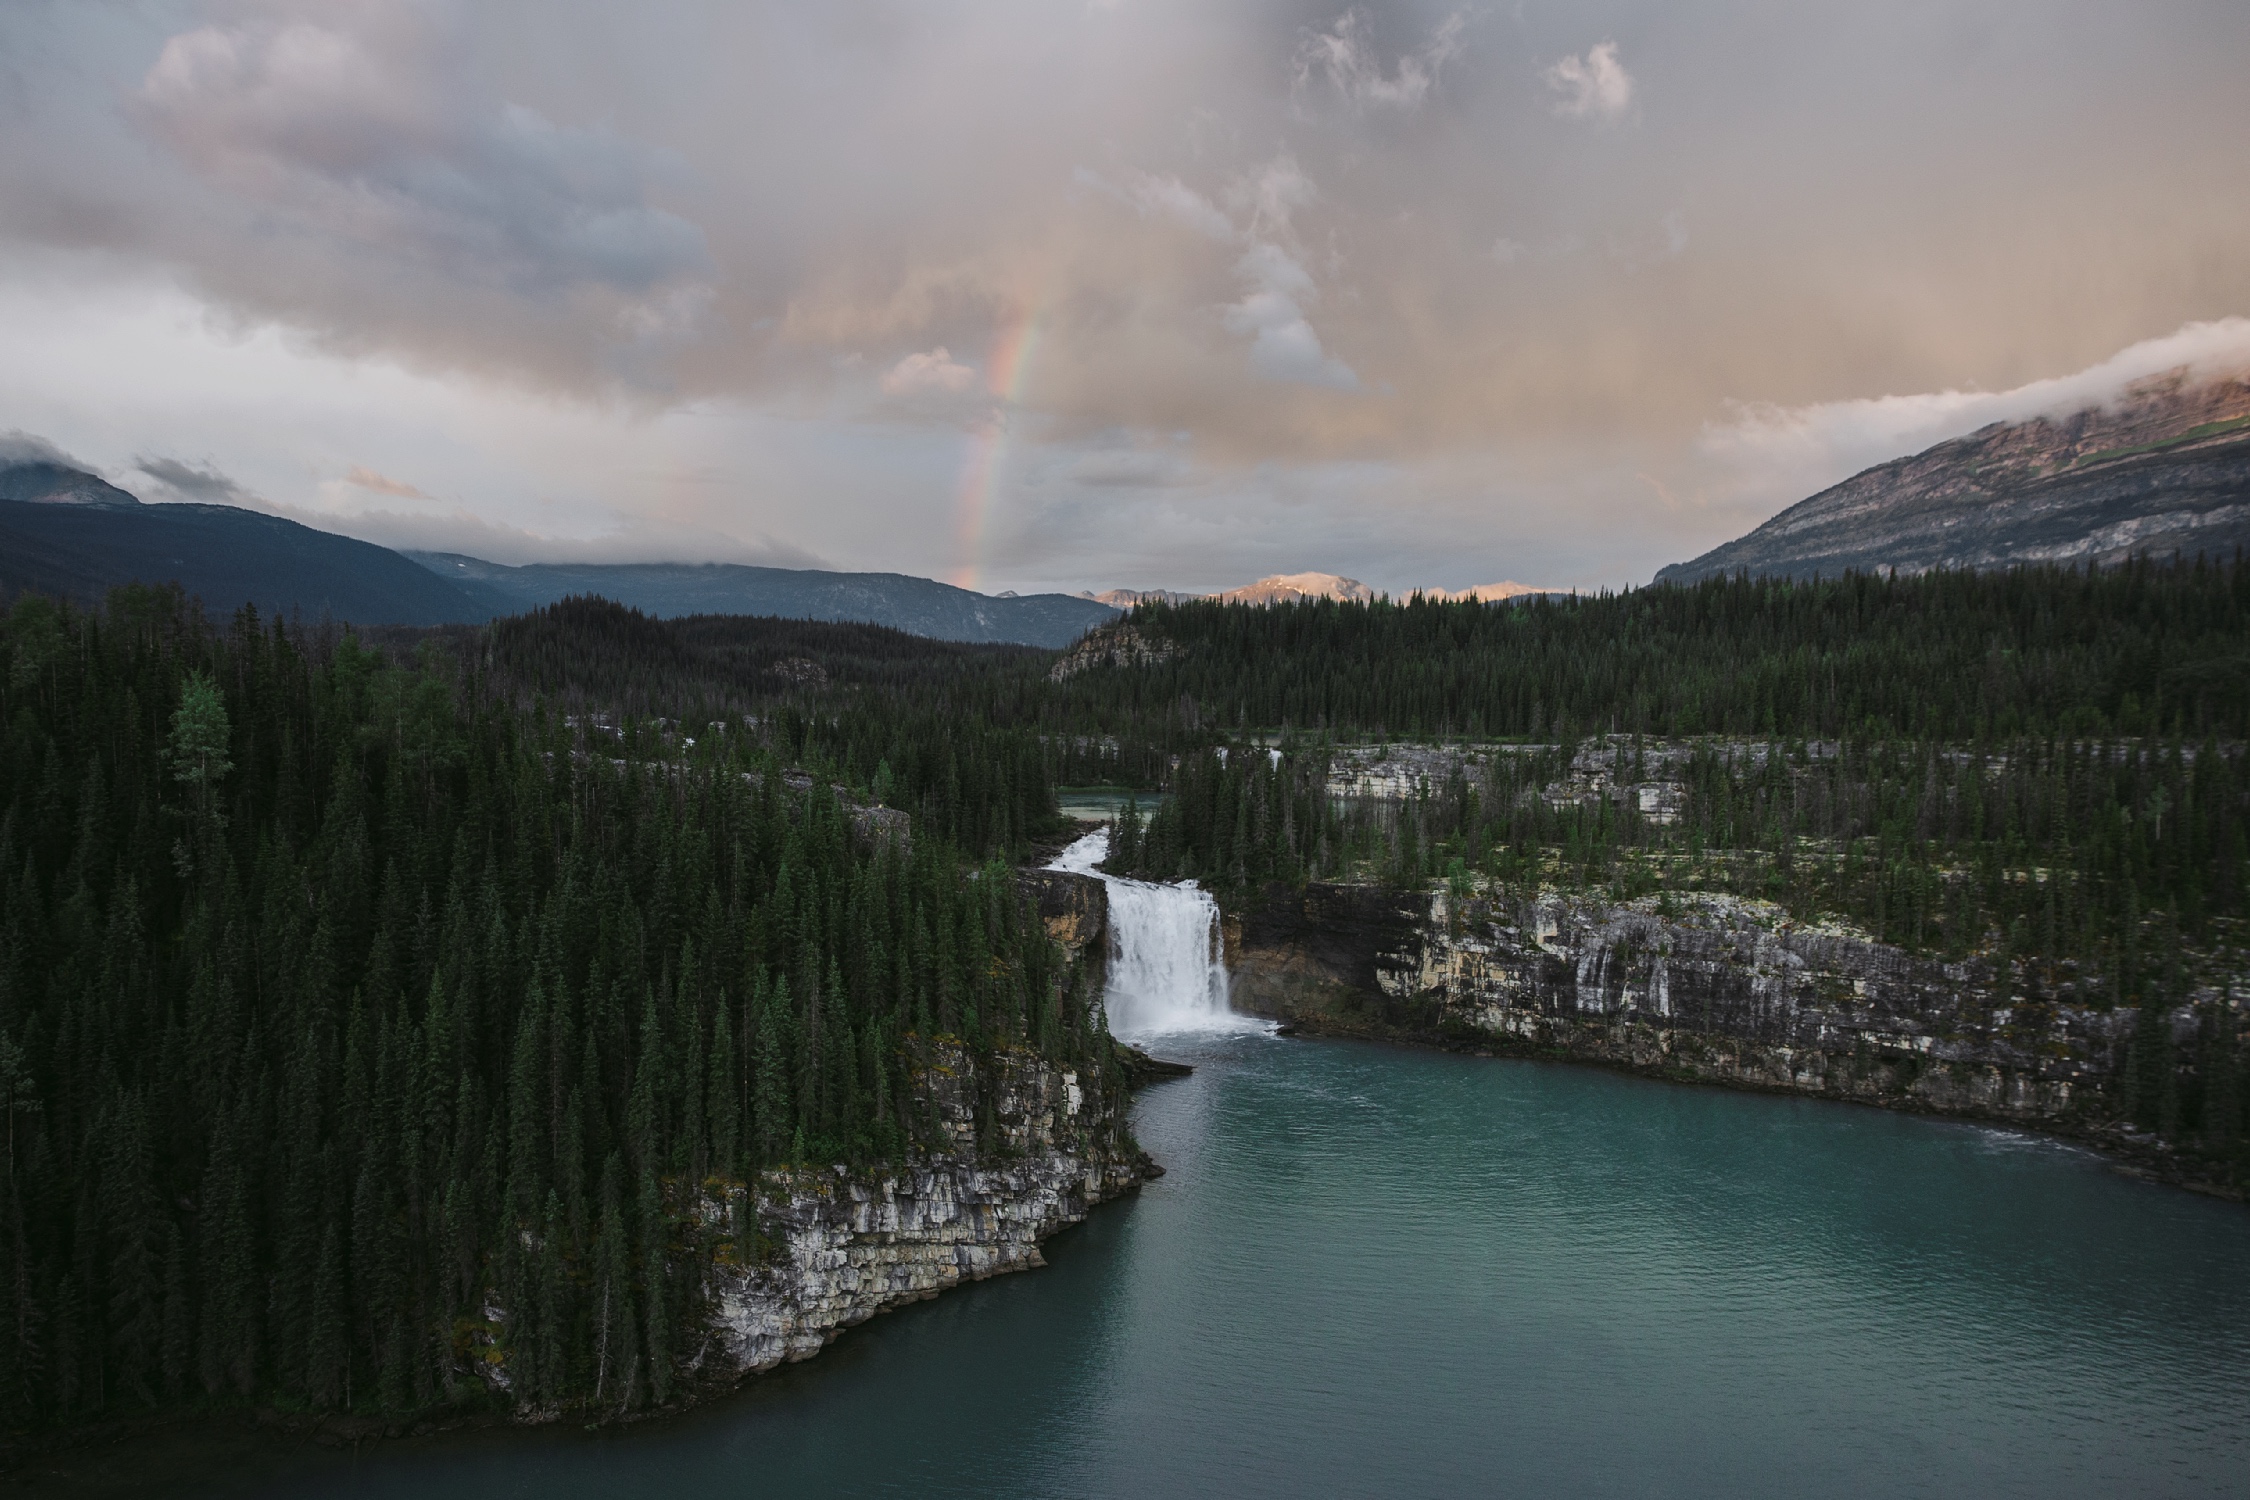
[476,1043,1148,1416]
[1230,878,2243,1191]
[1047,621,1178,681]
[689,1041,1148,1390]
[1018,868,1108,967]
[1230,882,1433,1031]
[743,766,913,851]
[1658,369,2250,584]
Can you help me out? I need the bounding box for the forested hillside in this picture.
[1053,557,2250,740]
[1086,562,2250,1170]
[0,586,1113,1434]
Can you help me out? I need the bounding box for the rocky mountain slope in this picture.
[1659,369,2250,584]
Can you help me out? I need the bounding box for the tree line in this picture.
[1050,558,2250,741]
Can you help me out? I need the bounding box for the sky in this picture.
[2,1,2247,597]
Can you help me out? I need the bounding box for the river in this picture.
[165,1031,2250,1498]
[123,837,2250,1496]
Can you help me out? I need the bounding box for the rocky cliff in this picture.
[488,1036,1150,1417]
[693,1042,1147,1387]
[1018,867,1110,967]
[1230,878,2242,1193]
[1658,369,2250,584]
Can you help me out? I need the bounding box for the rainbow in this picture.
[949,306,1043,591]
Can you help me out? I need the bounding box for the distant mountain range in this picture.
[1083,572,1566,607]
[0,455,1119,647]
[405,552,1116,647]
[1,446,1578,644]
[1658,369,2250,585]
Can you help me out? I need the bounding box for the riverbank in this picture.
[0,1037,1168,1484]
[1226,876,2248,1201]
[78,1028,2250,1500]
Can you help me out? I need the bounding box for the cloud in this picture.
[1699,316,2250,505]
[1297,9,1466,112]
[1066,448,1192,488]
[290,501,831,572]
[137,15,711,301]
[1545,41,1633,121]
[4,2,2249,593]
[1227,155,1319,240]
[136,455,254,505]
[1224,243,1360,390]
[1122,171,1239,243]
[344,465,432,500]
[0,431,76,467]
[880,347,980,397]
[1087,152,1355,393]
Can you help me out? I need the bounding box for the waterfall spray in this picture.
[1048,828,1248,1038]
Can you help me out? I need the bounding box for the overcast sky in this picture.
[3,1,2247,595]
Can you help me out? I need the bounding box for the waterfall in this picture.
[1048,828,1246,1038]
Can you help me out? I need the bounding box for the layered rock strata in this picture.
[1230,879,2240,1189]
[477,1038,1148,1415]
[695,1041,1148,1385]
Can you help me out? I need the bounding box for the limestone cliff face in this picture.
[1230,880,2236,1184]
[695,1042,1146,1383]
[490,1039,1148,1415]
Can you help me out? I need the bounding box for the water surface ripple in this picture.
[203,1034,2250,1498]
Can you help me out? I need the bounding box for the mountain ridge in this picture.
[1085,572,1570,607]
[0,454,1121,644]
[404,552,1117,647]
[1658,368,2250,585]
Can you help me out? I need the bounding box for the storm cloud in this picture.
[0,0,2245,593]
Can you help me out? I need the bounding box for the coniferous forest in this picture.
[0,587,1109,1434]
[3,556,2248,1439]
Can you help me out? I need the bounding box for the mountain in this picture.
[0,462,496,626]
[0,459,142,508]
[1081,587,1201,608]
[406,553,1118,648]
[1657,369,2250,585]
[1213,572,1379,605]
[1087,574,1569,607]
[0,451,1118,645]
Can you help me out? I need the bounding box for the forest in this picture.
[2,555,2247,1437]
[0,586,1112,1432]
[1051,554,2250,741]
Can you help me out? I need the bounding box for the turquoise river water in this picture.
[139,1027,2250,1499]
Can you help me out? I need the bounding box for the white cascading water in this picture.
[1048,828,1247,1038]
